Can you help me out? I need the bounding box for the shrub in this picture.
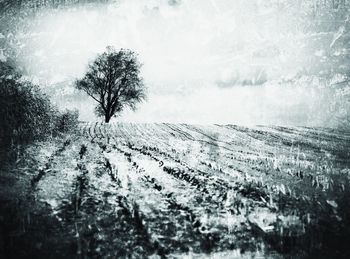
[53,109,79,135]
[0,60,79,162]
[0,78,54,147]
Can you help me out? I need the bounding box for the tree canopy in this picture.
[76,47,146,123]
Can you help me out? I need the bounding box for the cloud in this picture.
[19,0,299,86]
[13,0,334,125]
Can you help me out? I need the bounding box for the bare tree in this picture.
[76,47,146,123]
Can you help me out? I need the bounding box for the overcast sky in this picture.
[15,0,335,125]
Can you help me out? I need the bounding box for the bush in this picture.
[0,81,53,147]
[0,60,79,156]
[53,109,80,135]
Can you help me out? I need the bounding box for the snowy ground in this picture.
[1,123,350,258]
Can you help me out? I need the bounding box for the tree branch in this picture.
[81,87,103,105]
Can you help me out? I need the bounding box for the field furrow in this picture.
[13,122,348,258]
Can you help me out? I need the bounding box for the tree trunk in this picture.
[105,114,110,123]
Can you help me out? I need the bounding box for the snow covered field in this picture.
[1,123,350,258]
